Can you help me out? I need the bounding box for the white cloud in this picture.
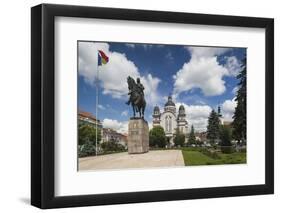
[98,104,105,110]
[148,122,153,130]
[173,99,236,132]
[173,57,228,96]
[121,110,128,117]
[176,103,212,132]
[141,74,161,106]
[221,98,237,122]
[78,42,161,106]
[173,47,234,97]
[224,56,242,76]
[186,47,230,58]
[102,118,128,134]
[232,86,240,95]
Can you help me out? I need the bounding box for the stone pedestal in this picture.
[128,118,149,154]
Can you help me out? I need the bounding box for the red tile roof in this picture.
[78,110,100,122]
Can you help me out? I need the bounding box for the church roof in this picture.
[178,104,186,116]
[179,105,185,110]
[165,95,175,107]
[154,105,160,112]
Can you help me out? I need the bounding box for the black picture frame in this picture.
[31,3,274,209]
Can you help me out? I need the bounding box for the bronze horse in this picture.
[126,76,146,118]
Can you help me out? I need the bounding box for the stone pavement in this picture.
[79,150,185,171]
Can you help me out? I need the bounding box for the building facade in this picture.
[152,96,188,145]
[78,110,127,146]
[102,128,128,147]
[78,110,103,129]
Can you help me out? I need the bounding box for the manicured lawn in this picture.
[182,149,246,166]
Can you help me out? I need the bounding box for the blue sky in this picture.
[78,41,246,133]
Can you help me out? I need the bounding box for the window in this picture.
[165,115,172,133]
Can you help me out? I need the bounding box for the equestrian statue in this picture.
[126,76,146,118]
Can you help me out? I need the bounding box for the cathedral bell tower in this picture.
[152,105,160,126]
[177,105,188,135]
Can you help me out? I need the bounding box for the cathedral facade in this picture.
[152,96,188,145]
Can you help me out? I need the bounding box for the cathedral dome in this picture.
[153,106,160,113]
[179,104,185,111]
[165,95,175,107]
[179,104,185,115]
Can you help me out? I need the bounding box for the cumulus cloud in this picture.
[102,118,128,134]
[224,56,242,76]
[173,47,230,97]
[176,103,212,132]
[173,57,228,96]
[172,46,245,97]
[173,99,236,132]
[174,99,236,131]
[78,42,161,106]
[221,98,237,121]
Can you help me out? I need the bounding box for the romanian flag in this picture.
[98,50,109,66]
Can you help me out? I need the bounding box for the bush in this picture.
[78,141,96,157]
[200,148,220,159]
[220,146,235,154]
[101,140,126,153]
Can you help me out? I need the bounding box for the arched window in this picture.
[169,116,172,132]
[165,115,172,133]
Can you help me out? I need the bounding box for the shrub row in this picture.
[200,148,221,159]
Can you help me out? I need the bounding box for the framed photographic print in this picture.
[31,4,274,209]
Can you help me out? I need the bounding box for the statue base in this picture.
[128,118,149,154]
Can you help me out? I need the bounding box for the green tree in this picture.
[220,125,232,146]
[174,128,185,147]
[149,126,167,148]
[78,124,101,157]
[232,57,247,144]
[188,125,196,145]
[78,124,101,145]
[207,109,220,144]
[220,125,233,153]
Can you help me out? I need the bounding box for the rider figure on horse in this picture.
[126,76,146,118]
[136,77,144,102]
[126,77,144,106]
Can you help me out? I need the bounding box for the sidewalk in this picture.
[79,150,185,171]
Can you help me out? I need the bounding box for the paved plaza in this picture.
[79,150,185,171]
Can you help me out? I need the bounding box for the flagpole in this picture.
[96,53,99,156]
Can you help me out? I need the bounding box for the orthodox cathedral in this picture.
[152,96,188,145]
